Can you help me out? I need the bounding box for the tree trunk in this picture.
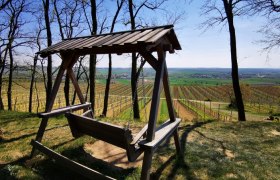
[0,48,8,110]
[29,55,38,112]
[222,0,246,121]
[102,54,112,116]
[89,0,97,116]
[43,0,52,110]
[89,55,96,116]
[102,0,124,117]
[131,52,140,119]
[128,0,140,119]
[64,74,70,106]
[7,47,13,110]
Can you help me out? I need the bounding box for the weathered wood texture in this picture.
[31,140,115,180]
[39,103,91,118]
[32,25,182,180]
[37,25,181,57]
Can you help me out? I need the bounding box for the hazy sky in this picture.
[95,0,280,69]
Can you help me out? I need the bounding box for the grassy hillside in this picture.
[0,111,280,179]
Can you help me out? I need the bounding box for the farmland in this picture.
[0,68,279,121]
[0,68,280,179]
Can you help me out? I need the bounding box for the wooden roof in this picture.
[37,25,181,58]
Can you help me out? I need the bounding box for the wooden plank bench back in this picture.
[65,113,133,149]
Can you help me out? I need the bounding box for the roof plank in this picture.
[37,25,181,58]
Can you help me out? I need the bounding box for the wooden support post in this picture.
[140,149,154,180]
[162,61,181,154]
[140,50,165,180]
[146,50,165,142]
[163,62,176,121]
[31,54,78,157]
[68,68,85,104]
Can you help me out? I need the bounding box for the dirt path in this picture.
[84,140,144,169]
[174,100,196,121]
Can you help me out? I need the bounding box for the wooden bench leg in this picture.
[173,128,181,155]
[30,117,49,157]
[140,149,154,180]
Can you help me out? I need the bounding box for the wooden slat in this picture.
[83,35,113,48]
[95,33,123,47]
[65,37,92,50]
[38,103,91,118]
[66,113,132,149]
[82,110,92,117]
[123,30,153,45]
[78,35,106,49]
[146,29,171,43]
[138,118,181,150]
[39,40,71,53]
[130,124,148,145]
[136,28,164,43]
[102,32,130,46]
[111,31,141,45]
[31,140,115,180]
[56,38,86,51]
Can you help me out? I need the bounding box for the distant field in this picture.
[0,68,279,121]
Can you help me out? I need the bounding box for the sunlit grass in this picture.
[1,111,280,179]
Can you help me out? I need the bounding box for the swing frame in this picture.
[31,25,182,180]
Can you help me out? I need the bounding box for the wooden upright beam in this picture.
[141,48,165,180]
[31,53,79,157]
[68,68,86,104]
[146,50,165,142]
[163,62,176,122]
[162,59,181,154]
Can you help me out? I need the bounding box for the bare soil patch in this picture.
[174,101,196,121]
[84,141,144,169]
[271,130,280,136]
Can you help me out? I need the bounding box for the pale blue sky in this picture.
[96,0,280,68]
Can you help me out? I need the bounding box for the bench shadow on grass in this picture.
[1,139,133,179]
[151,120,214,180]
[35,146,135,179]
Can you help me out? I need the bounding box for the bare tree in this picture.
[89,0,97,116]
[1,0,29,110]
[29,15,44,112]
[0,0,12,11]
[102,0,125,117]
[197,0,248,121]
[127,0,170,119]
[42,0,53,110]
[53,0,84,106]
[248,0,280,51]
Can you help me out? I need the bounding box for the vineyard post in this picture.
[14,97,17,111]
[120,96,122,112]
[218,104,220,120]
[204,101,205,120]
[230,108,233,121]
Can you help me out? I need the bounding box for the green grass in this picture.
[1,111,280,179]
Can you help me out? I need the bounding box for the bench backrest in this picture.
[65,113,133,149]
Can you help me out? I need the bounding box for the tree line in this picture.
[0,0,279,121]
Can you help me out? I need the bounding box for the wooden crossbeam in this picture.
[31,140,115,180]
[38,103,91,118]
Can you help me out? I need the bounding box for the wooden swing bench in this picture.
[31,25,182,180]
